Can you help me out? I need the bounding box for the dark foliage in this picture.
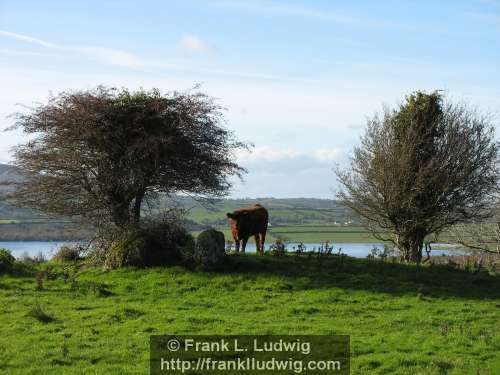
[52,245,82,263]
[8,86,247,229]
[88,218,195,268]
[0,248,15,273]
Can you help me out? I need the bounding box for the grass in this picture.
[192,224,467,245]
[26,302,56,323]
[192,225,381,243]
[0,254,499,374]
[268,225,381,242]
[0,219,20,224]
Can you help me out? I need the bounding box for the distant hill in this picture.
[0,163,40,220]
[0,163,93,240]
[0,163,359,239]
[0,163,25,191]
[156,196,359,228]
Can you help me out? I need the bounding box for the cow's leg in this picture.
[234,239,240,252]
[260,232,266,254]
[254,234,261,254]
[241,237,249,253]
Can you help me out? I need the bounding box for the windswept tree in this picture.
[336,91,499,262]
[8,87,246,229]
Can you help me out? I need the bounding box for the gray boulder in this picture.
[194,229,225,266]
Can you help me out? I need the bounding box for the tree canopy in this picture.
[336,91,499,262]
[8,87,247,229]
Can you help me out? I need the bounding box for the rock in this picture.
[194,229,225,267]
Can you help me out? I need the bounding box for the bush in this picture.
[269,238,287,257]
[88,219,195,269]
[103,232,146,268]
[19,251,48,265]
[52,245,82,263]
[0,248,16,274]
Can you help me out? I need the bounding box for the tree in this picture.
[336,91,499,262]
[8,87,246,229]
[451,206,500,255]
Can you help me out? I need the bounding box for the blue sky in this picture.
[1,0,499,197]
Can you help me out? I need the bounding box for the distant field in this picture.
[0,219,20,224]
[180,197,352,225]
[180,197,377,243]
[191,225,381,244]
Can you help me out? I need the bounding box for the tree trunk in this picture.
[407,236,423,263]
[397,232,425,263]
[112,202,132,229]
[132,190,145,226]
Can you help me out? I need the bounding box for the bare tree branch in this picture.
[336,91,499,262]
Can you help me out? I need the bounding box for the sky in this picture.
[1,0,499,198]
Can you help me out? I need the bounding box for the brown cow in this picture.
[226,204,268,254]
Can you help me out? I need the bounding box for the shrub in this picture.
[294,242,307,256]
[19,251,47,265]
[18,251,32,262]
[104,231,146,268]
[367,246,379,260]
[52,245,82,263]
[88,218,195,268]
[269,238,287,256]
[0,248,15,274]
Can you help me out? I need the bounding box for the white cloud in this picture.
[0,49,61,58]
[1,30,304,83]
[236,146,343,165]
[313,149,341,162]
[75,46,144,68]
[0,29,145,69]
[236,146,301,162]
[230,146,343,197]
[0,30,57,48]
[178,34,212,54]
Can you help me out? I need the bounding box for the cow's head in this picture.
[226,211,249,239]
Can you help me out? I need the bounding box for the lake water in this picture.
[0,241,466,260]
[231,242,465,257]
[0,241,78,259]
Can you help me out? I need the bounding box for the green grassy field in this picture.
[1,255,499,374]
[266,225,380,243]
[192,225,381,244]
[181,198,350,225]
[0,219,20,224]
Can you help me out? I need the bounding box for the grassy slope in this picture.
[1,255,499,374]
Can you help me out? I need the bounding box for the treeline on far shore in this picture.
[0,222,93,241]
[0,218,206,241]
